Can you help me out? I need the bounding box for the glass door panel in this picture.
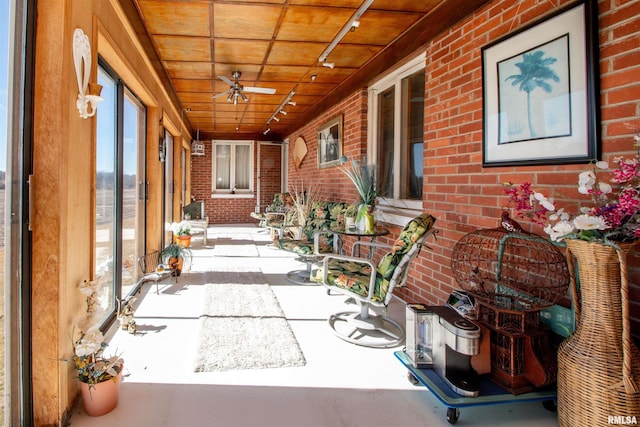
[121,90,145,297]
[95,68,117,319]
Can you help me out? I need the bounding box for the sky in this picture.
[1,0,10,172]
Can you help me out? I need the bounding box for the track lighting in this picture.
[263,127,270,135]
[322,60,334,69]
[288,101,296,106]
[318,0,373,64]
[265,89,296,127]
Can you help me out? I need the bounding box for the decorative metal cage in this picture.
[451,227,569,310]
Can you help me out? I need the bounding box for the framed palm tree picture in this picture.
[482,0,599,167]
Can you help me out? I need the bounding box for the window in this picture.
[369,54,425,224]
[212,140,254,195]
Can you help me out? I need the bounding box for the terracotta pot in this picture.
[174,235,191,247]
[80,372,122,417]
[168,256,183,276]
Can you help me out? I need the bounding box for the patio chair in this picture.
[273,201,352,284]
[317,213,436,348]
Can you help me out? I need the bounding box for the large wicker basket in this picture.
[557,239,640,426]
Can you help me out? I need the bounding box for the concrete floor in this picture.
[67,225,559,427]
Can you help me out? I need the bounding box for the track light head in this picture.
[322,61,334,69]
[263,127,270,135]
[272,116,280,122]
[279,110,287,116]
[287,101,296,106]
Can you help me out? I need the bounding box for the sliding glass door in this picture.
[95,62,146,325]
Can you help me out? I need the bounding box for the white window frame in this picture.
[211,140,254,198]
[368,52,426,226]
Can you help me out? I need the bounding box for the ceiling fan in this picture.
[213,71,276,105]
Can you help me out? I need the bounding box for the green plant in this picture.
[339,156,376,205]
[345,204,358,217]
[161,242,192,262]
[67,280,124,387]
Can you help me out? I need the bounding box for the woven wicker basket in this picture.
[557,239,640,426]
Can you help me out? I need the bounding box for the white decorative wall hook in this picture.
[73,28,103,119]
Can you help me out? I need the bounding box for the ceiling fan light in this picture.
[226,93,233,102]
[240,93,248,102]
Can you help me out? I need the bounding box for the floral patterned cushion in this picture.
[318,213,436,302]
[275,201,353,255]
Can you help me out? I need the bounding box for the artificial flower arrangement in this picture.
[171,222,191,236]
[504,130,640,244]
[70,279,124,387]
[339,156,376,206]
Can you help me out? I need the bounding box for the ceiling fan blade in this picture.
[218,75,234,86]
[212,89,231,99]
[244,86,276,95]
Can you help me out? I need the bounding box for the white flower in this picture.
[75,326,104,357]
[573,214,608,231]
[578,170,596,186]
[595,161,608,169]
[78,279,97,297]
[533,192,555,211]
[598,181,613,194]
[549,208,569,221]
[544,220,575,242]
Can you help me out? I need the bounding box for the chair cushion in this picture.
[276,201,353,254]
[317,258,385,302]
[321,213,436,302]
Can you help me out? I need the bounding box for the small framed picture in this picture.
[482,0,600,167]
[318,115,342,169]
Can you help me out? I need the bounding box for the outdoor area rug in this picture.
[193,267,306,372]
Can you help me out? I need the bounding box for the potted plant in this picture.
[68,279,124,416]
[161,242,192,276]
[344,204,358,230]
[171,222,192,247]
[339,156,377,229]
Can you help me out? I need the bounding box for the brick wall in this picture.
[190,140,283,224]
[283,0,640,340]
[287,89,368,203]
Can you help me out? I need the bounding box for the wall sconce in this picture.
[73,28,103,119]
[159,130,166,162]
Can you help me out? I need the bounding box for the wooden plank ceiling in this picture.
[127,0,487,140]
